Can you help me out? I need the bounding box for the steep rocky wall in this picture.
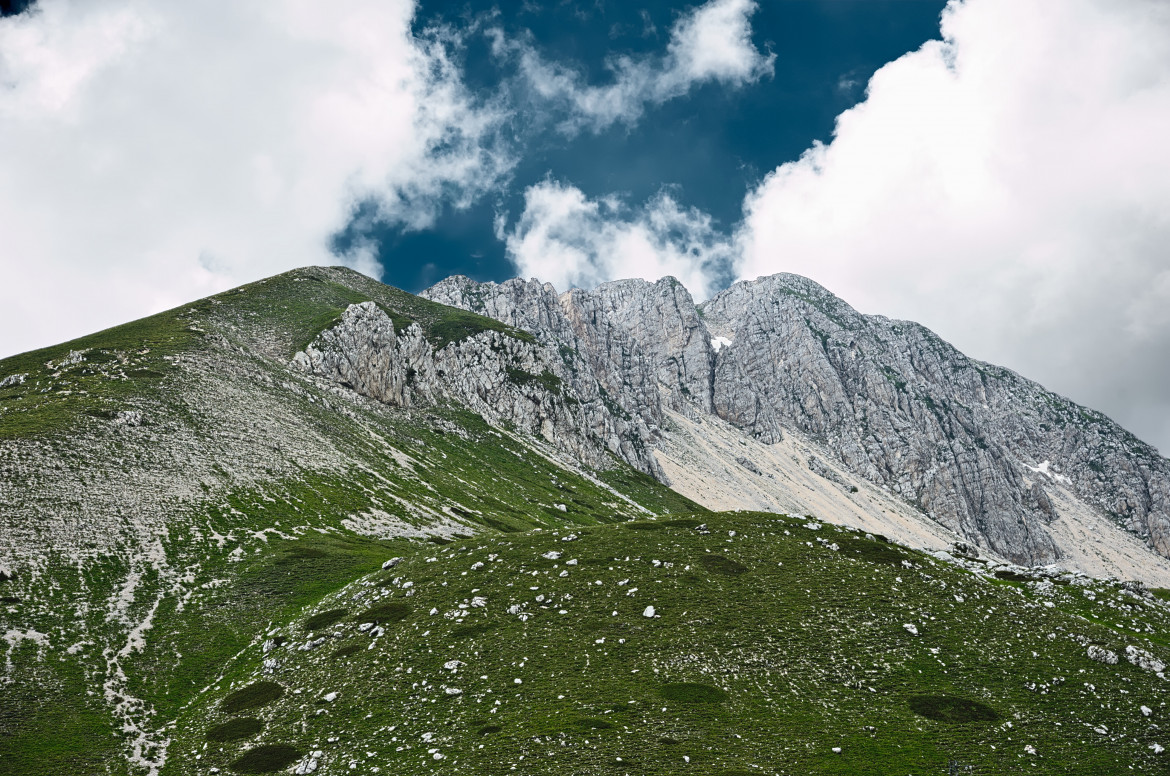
[424,272,1170,567]
[292,301,663,477]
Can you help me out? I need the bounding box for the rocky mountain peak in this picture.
[424,270,1170,568]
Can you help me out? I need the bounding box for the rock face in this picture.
[292,301,662,476]
[422,272,1170,567]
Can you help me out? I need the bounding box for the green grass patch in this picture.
[661,518,703,528]
[699,554,748,575]
[429,308,534,350]
[837,535,907,566]
[220,682,284,714]
[505,367,563,394]
[597,464,709,515]
[230,744,301,773]
[304,608,348,631]
[659,683,728,704]
[907,695,999,723]
[205,718,263,743]
[331,644,363,660]
[355,601,411,625]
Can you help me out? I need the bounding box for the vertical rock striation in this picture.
[422,272,1170,567]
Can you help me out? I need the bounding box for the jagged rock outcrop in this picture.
[292,301,663,476]
[424,272,1170,567]
[591,277,715,416]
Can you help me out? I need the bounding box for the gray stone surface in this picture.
[423,272,1170,567]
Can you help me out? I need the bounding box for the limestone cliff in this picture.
[423,272,1170,567]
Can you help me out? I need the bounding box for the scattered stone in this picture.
[736,456,762,475]
[293,751,323,774]
[1087,645,1118,665]
[1125,646,1166,673]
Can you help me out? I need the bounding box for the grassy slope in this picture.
[172,512,1170,776]
[0,266,534,440]
[0,267,702,774]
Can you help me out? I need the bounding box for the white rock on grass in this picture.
[903,624,919,636]
[382,557,403,570]
[323,692,338,702]
[1142,706,1153,717]
[643,605,656,618]
[1087,645,1118,665]
[1125,645,1166,674]
[293,751,323,774]
[1152,743,1165,754]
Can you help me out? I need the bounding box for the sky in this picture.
[2,0,1170,454]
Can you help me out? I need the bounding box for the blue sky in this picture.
[2,0,1170,453]
[355,0,948,293]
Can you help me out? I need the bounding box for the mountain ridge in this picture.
[422,270,1170,569]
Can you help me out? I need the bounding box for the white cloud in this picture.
[735,0,1170,451]
[499,0,773,132]
[501,180,731,299]
[0,0,508,357]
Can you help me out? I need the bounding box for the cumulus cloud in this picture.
[501,180,732,299]
[0,0,508,357]
[735,0,1170,450]
[496,0,773,132]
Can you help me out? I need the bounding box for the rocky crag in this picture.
[423,272,1170,567]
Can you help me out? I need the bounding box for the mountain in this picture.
[0,267,699,775]
[2,265,1169,775]
[423,273,1170,577]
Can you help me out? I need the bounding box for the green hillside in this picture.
[172,511,1170,775]
[0,267,701,774]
